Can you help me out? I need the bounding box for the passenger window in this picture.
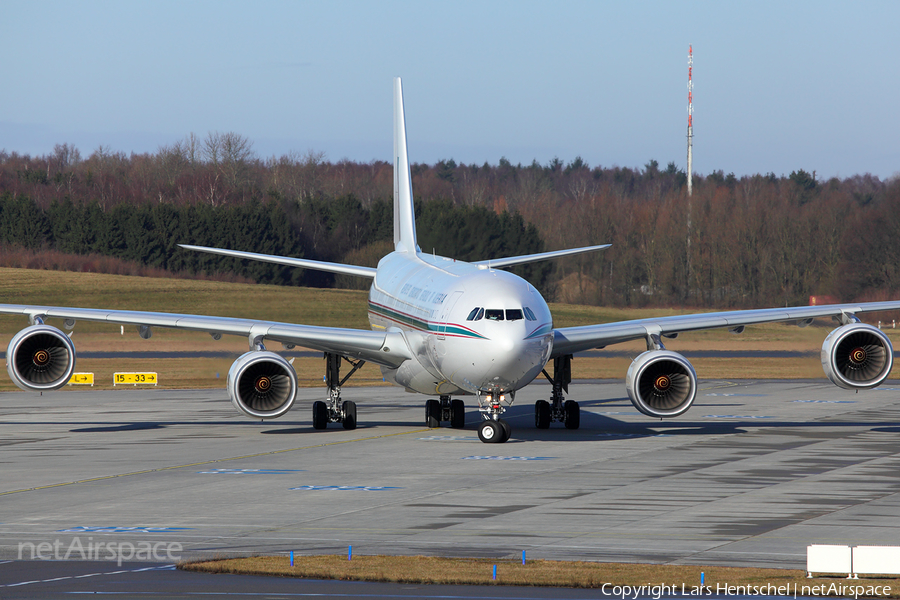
[523,307,537,321]
[505,309,523,321]
[466,307,481,321]
[485,309,504,321]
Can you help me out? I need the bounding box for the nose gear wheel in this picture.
[476,391,515,443]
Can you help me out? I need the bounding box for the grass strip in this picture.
[180,555,900,595]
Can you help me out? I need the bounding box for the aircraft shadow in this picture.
[260,421,428,435]
[6,393,892,439]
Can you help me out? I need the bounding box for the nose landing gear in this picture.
[476,390,513,443]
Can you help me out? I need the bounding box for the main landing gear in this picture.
[313,353,364,430]
[425,395,466,429]
[476,391,514,444]
[535,354,580,430]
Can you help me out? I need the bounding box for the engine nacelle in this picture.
[821,323,893,390]
[625,350,698,418]
[227,351,297,419]
[6,325,77,391]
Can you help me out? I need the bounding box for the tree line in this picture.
[1,137,899,307]
[0,190,548,291]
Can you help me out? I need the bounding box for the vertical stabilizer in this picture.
[393,77,419,253]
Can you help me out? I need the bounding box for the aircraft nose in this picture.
[483,331,551,390]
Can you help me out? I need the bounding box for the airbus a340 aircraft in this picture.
[2,78,899,443]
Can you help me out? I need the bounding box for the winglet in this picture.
[393,78,419,254]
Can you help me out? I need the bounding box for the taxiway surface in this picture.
[2,379,900,574]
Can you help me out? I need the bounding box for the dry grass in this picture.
[0,244,253,283]
[0,267,371,332]
[181,555,900,594]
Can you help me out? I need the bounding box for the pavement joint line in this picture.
[0,427,432,497]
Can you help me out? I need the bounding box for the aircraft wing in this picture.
[551,301,900,357]
[0,304,411,368]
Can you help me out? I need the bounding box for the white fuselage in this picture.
[367,251,554,396]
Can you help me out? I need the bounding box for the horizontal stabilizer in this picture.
[473,244,611,269]
[179,245,377,278]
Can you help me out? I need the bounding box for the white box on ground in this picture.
[853,546,900,576]
[807,545,851,577]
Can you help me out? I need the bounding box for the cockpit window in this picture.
[485,309,504,321]
[505,309,523,321]
[523,307,537,321]
[463,307,484,321]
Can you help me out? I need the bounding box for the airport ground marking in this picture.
[197,468,306,475]
[702,414,774,419]
[699,380,748,390]
[58,526,192,533]
[596,432,670,438]
[0,427,432,497]
[289,485,403,491]
[792,399,856,404]
[460,456,555,461]
[0,564,175,589]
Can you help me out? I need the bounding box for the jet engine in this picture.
[6,325,76,391]
[227,351,297,419]
[625,350,697,418]
[821,323,893,390]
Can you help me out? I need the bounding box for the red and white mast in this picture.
[687,45,693,197]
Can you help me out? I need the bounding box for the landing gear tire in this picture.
[478,420,503,443]
[425,399,441,428]
[450,399,466,429]
[498,419,511,443]
[564,400,580,430]
[342,401,357,430]
[312,401,328,430]
[535,400,551,429]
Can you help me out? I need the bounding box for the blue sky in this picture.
[2,0,898,179]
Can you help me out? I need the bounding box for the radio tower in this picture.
[687,45,693,196]
[686,45,694,299]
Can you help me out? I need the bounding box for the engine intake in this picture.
[821,323,893,389]
[227,351,297,419]
[6,325,77,391]
[626,350,697,418]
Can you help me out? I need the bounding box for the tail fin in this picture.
[393,78,419,254]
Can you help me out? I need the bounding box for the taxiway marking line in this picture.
[0,564,175,589]
[0,428,431,497]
